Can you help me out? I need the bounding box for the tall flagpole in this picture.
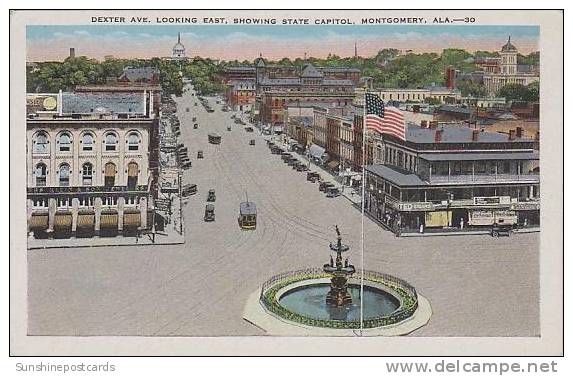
[360,89,367,336]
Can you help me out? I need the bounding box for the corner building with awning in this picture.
[364,122,540,233]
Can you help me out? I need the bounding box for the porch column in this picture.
[94,197,102,235]
[48,197,56,234]
[140,197,148,231]
[117,197,125,232]
[71,198,79,237]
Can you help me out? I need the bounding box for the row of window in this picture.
[34,161,139,188]
[32,195,141,208]
[33,131,142,154]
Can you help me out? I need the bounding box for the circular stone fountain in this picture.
[243,226,432,336]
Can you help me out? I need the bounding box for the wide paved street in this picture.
[27,87,539,337]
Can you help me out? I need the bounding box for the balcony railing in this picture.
[27,185,149,195]
[426,173,540,184]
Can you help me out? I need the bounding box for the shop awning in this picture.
[308,144,327,159]
[53,212,72,231]
[123,210,141,228]
[100,211,118,229]
[77,211,95,229]
[326,160,340,171]
[29,214,48,231]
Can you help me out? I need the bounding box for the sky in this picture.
[26,25,539,62]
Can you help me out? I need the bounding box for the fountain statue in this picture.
[323,225,356,306]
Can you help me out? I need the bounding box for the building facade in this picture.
[225,80,256,112]
[482,37,539,96]
[364,122,540,233]
[26,91,158,239]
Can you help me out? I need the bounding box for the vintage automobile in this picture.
[192,117,197,122]
[194,102,198,106]
[207,189,216,202]
[204,204,215,222]
[238,201,257,230]
[193,123,198,129]
[182,161,192,170]
[249,139,255,146]
[319,181,335,192]
[291,160,301,169]
[182,184,197,197]
[245,126,254,132]
[185,108,190,112]
[281,152,292,162]
[307,171,321,182]
[227,126,232,131]
[326,187,341,198]
[491,222,513,237]
[287,157,299,166]
[296,164,309,172]
[208,133,222,144]
[197,150,204,159]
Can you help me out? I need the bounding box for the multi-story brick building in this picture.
[26,90,159,239]
[225,80,256,112]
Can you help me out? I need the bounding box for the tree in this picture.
[497,83,539,102]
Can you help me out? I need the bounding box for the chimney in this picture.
[508,129,516,141]
[472,129,479,142]
[421,120,428,128]
[516,126,523,138]
[435,129,443,143]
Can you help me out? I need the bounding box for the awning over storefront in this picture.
[100,210,118,229]
[53,212,72,232]
[326,160,340,171]
[77,211,95,230]
[29,213,48,231]
[308,144,327,159]
[123,210,141,229]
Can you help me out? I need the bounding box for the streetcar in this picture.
[208,133,222,144]
[238,201,257,230]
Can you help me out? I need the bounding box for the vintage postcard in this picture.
[9,9,563,356]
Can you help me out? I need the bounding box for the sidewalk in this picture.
[27,227,185,250]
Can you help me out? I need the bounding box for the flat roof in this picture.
[405,124,534,144]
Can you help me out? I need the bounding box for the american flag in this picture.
[365,92,406,140]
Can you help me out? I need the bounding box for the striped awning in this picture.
[100,211,118,229]
[77,211,95,229]
[29,214,48,231]
[123,211,141,228]
[53,212,72,231]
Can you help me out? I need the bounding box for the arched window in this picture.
[58,132,72,152]
[59,163,70,187]
[82,133,94,152]
[127,132,140,151]
[104,162,116,187]
[82,162,93,185]
[105,133,118,151]
[34,132,49,153]
[35,163,47,186]
[127,161,138,189]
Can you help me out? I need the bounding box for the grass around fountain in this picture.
[260,270,419,330]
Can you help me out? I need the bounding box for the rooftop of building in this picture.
[501,36,518,52]
[403,123,535,144]
[61,92,146,115]
[118,67,160,82]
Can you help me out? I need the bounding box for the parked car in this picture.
[319,181,335,192]
[207,189,216,202]
[249,139,255,146]
[326,187,341,198]
[287,158,299,166]
[182,184,197,197]
[491,222,513,237]
[296,164,309,172]
[197,150,203,159]
[204,204,215,222]
[245,127,254,132]
[307,171,321,182]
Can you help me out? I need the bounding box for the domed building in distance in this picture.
[171,32,187,60]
